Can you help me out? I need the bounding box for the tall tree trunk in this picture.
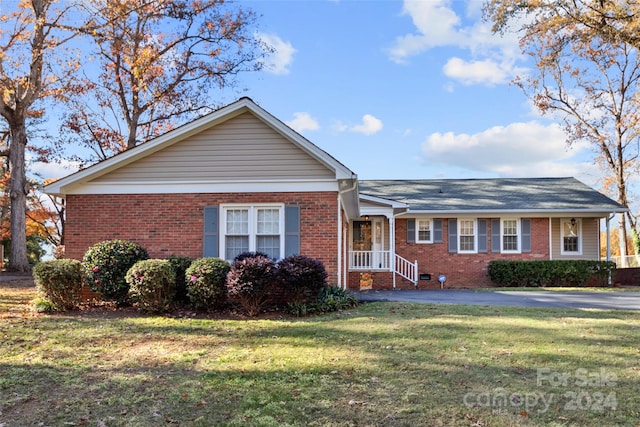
[8,119,30,272]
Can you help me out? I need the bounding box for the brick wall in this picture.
[65,192,340,283]
[391,217,551,289]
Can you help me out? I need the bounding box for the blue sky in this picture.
[36,0,601,189]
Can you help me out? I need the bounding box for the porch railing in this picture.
[349,250,391,270]
[395,254,418,285]
[348,251,418,286]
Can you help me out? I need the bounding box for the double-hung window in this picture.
[501,218,520,253]
[458,219,477,253]
[416,219,433,243]
[222,204,283,261]
[561,218,581,255]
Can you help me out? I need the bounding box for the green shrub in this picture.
[227,253,276,316]
[185,258,230,310]
[276,255,328,304]
[32,297,54,313]
[126,259,176,312]
[32,259,83,311]
[167,256,193,305]
[287,286,357,316]
[488,260,615,287]
[315,286,357,312]
[82,240,149,305]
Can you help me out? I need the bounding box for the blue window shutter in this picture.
[407,219,416,243]
[478,219,487,253]
[285,205,300,256]
[203,206,219,257]
[433,219,443,243]
[522,218,531,253]
[491,219,501,253]
[448,219,457,253]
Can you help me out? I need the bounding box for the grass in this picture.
[2,281,640,426]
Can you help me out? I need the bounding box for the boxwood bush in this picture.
[185,258,230,310]
[488,260,615,287]
[126,259,176,312]
[82,240,149,304]
[32,259,83,311]
[227,252,276,316]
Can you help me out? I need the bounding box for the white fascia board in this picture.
[395,208,629,217]
[359,194,408,209]
[59,179,339,195]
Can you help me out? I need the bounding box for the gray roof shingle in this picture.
[358,177,626,214]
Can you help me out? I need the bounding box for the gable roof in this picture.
[45,97,357,195]
[358,177,627,215]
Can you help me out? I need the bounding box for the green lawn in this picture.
[1,281,639,426]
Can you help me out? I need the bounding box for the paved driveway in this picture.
[355,289,640,311]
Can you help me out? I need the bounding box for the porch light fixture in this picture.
[363,215,370,221]
[570,218,576,227]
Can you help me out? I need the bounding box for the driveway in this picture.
[354,289,640,311]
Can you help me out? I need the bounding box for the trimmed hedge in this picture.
[227,253,276,316]
[82,240,149,304]
[126,259,176,312]
[32,259,83,311]
[185,258,230,310]
[487,260,615,287]
[276,255,328,304]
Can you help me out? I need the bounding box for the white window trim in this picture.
[220,203,285,261]
[560,218,582,256]
[458,218,478,254]
[416,219,433,244]
[500,218,521,254]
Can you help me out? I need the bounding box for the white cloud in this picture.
[387,0,525,86]
[257,32,296,75]
[350,114,384,136]
[421,121,589,177]
[29,159,81,180]
[443,57,510,86]
[285,112,319,133]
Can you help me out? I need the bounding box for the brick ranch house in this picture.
[45,98,627,290]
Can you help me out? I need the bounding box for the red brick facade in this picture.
[65,192,341,283]
[347,217,550,290]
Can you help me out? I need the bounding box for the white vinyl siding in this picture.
[92,113,334,183]
[551,218,599,260]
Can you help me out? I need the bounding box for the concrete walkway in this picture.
[354,289,640,311]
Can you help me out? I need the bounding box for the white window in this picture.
[458,219,477,253]
[501,218,520,253]
[416,219,433,243]
[222,205,284,261]
[561,218,582,255]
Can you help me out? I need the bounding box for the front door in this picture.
[372,217,384,268]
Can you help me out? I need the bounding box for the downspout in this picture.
[606,213,615,286]
[337,195,342,289]
[337,178,358,290]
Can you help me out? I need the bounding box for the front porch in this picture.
[348,211,418,288]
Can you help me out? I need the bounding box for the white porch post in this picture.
[337,196,342,289]
[390,214,396,289]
